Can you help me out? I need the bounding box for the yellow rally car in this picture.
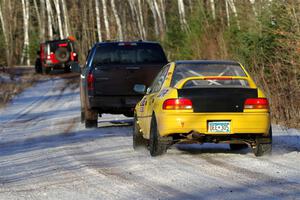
[133,60,272,157]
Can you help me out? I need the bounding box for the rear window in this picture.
[171,63,247,87]
[183,79,250,88]
[92,43,167,65]
[47,41,73,52]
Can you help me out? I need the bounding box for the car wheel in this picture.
[229,143,248,151]
[149,114,171,157]
[42,67,50,74]
[80,108,85,123]
[84,106,98,128]
[133,115,145,150]
[253,126,272,157]
[64,65,71,73]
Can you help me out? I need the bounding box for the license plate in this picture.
[208,121,231,133]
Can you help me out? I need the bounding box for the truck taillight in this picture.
[163,98,193,110]
[244,98,269,109]
[87,73,94,90]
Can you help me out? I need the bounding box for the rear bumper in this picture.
[156,112,270,137]
[89,95,142,113]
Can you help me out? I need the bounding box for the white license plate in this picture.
[208,121,231,133]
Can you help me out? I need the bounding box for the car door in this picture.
[141,64,171,138]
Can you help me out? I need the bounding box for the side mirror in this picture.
[134,84,146,94]
[71,62,81,73]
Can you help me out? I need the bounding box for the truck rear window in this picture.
[92,43,167,65]
[171,64,247,87]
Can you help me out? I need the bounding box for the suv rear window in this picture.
[92,43,167,65]
[46,41,73,53]
[171,63,247,87]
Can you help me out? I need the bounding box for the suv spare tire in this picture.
[55,47,70,62]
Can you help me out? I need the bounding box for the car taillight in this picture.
[244,98,269,109]
[73,52,77,57]
[163,98,193,110]
[87,73,94,90]
[47,55,51,60]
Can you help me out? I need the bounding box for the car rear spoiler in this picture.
[174,76,256,89]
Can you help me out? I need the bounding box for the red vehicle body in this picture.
[35,38,78,74]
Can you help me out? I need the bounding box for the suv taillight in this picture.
[87,73,94,90]
[244,98,269,109]
[163,98,193,110]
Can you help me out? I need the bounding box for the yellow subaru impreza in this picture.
[133,60,272,157]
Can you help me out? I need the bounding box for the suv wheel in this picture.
[253,126,272,157]
[149,114,171,156]
[84,106,98,128]
[133,115,145,150]
[42,67,50,74]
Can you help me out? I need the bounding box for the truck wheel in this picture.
[133,115,145,150]
[84,106,98,128]
[149,114,171,156]
[253,126,272,157]
[80,107,85,123]
[230,144,248,151]
[42,67,50,74]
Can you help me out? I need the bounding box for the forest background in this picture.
[0,0,299,127]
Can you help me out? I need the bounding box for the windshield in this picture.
[92,43,167,65]
[171,63,247,87]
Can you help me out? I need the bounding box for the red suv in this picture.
[35,38,78,74]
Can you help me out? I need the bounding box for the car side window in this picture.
[150,64,170,93]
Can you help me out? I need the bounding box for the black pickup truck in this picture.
[72,41,168,128]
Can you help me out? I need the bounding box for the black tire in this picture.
[42,66,50,74]
[84,106,98,128]
[230,143,248,151]
[149,114,171,157]
[85,119,98,128]
[80,109,85,123]
[64,65,71,73]
[133,115,145,150]
[253,126,272,157]
[124,112,134,118]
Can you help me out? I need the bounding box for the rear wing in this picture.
[174,76,257,89]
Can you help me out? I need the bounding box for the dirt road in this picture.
[0,75,299,200]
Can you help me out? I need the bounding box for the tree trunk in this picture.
[61,0,70,37]
[111,0,123,40]
[54,0,64,39]
[178,0,187,30]
[95,0,102,42]
[147,0,159,37]
[21,0,30,66]
[137,0,146,39]
[0,3,10,66]
[210,0,216,20]
[46,0,53,39]
[102,0,110,40]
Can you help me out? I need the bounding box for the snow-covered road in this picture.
[0,75,299,200]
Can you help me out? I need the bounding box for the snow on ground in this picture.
[0,75,299,200]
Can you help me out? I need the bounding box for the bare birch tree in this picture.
[227,0,240,29]
[61,0,70,37]
[178,0,187,30]
[137,0,146,38]
[209,0,216,20]
[102,0,110,39]
[0,2,10,66]
[111,0,123,40]
[147,0,159,36]
[21,0,30,66]
[46,0,53,39]
[53,0,64,39]
[95,0,102,42]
